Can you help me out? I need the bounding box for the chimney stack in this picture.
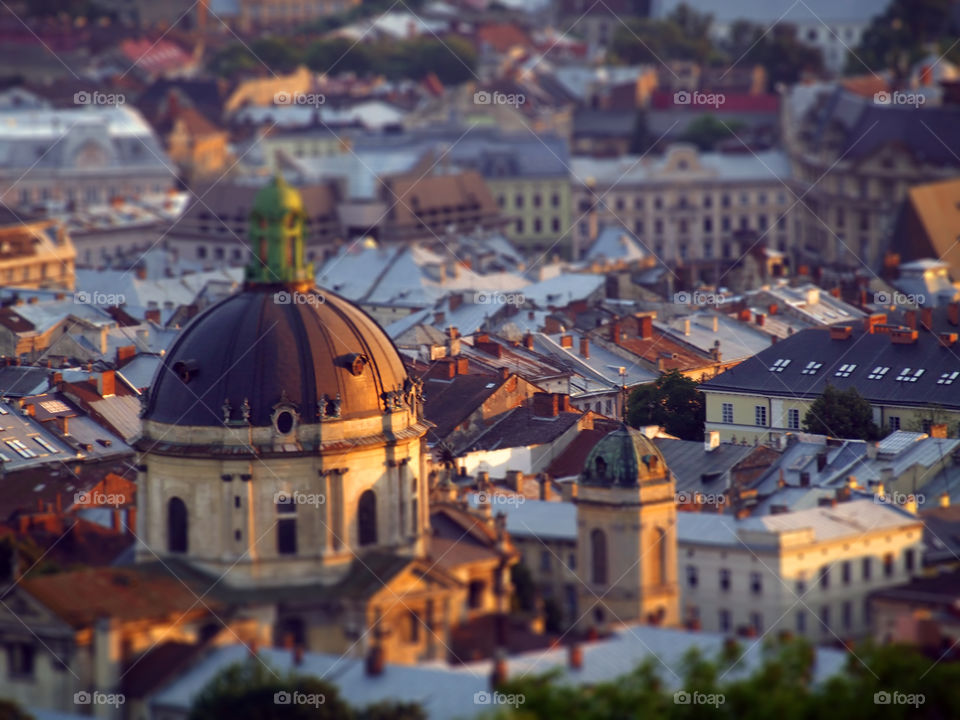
[366,644,385,677]
[490,650,508,689]
[638,314,653,339]
[609,321,622,344]
[523,333,534,351]
[579,336,590,358]
[568,643,583,670]
[532,392,559,418]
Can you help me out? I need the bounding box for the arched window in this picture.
[168,497,188,553]
[358,490,378,546]
[594,455,607,480]
[591,528,608,584]
[653,528,668,586]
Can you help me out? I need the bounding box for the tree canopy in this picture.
[802,385,881,440]
[627,370,705,441]
[189,660,424,720]
[498,637,960,720]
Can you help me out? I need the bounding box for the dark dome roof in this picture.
[581,425,667,486]
[144,287,408,427]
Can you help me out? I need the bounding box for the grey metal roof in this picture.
[654,438,754,494]
[702,326,960,410]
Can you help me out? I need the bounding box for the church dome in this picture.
[143,176,411,429]
[581,424,668,486]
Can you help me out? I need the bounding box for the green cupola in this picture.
[245,174,314,286]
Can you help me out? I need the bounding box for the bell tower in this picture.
[245,174,314,287]
[574,425,679,632]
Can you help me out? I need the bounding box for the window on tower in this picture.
[167,497,188,553]
[591,528,608,585]
[358,490,378,546]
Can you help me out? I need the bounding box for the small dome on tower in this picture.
[581,424,668,486]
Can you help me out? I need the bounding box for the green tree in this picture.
[802,384,881,440]
[847,0,960,76]
[609,15,711,65]
[626,370,705,441]
[724,21,823,88]
[208,44,262,79]
[357,701,426,720]
[510,561,537,613]
[189,661,351,720]
[679,114,744,150]
[250,38,303,75]
[305,38,372,75]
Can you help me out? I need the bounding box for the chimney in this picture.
[96,370,116,398]
[449,293,463,312]
[891,328,918,344]
[704,430,720,452]
[506,470,523,492]
[755,312,766,327]
[930,423,948,439]
[523,333,534,351]
[682,318,690,336]
[905,309,917,330]
[579,336,590,358]
[532,392,559,418]
[816,451,827,472]
[829,325,852,340]
[948,301,959,326]
[476,340,503,358]
[609,321,622,344]
[57,415,69,435]
[490,650,508,689]
[921,307,933,331]
[456,357,469,375]
[818,497,838,508]
[135,265,147,280]
[499,367,510,380]
[366,644,385,677]
[639,315,653,339]
[568,643,583,670]
[864,314,887,333]
[940,492,950,508]
[939,332,958,348]
[116,345,137,364]
[560,334,573,349]
[145,308,161,324]
[768,303,778,315]
[538,473,553,501]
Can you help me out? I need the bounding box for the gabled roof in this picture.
[461,406,581,453]
[702,326,960,410]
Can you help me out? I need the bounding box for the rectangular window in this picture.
[889,416,901,431]
[277,519,297,555]
[883,553,894,578]
[818,566,829,589]
[722,403,733,424]
[862,557,872,581]
[750,612,763,633]
[755,406,767,427]
[796,610,806,634]
[787,408,800,430]
[842,600,853,630]
[687,565,698,587]
[7,644,34,679]
[540,550,552,572]
[719,568,730,591]
[842,561,851,585]
[719,609,731,632]
[905,549,915,573]
[750,571,762,595]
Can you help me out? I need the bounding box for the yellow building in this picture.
[702,322,960,444]
[0,210,75,290]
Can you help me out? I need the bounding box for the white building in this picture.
[677,500,924,640]
[0,105,176,211]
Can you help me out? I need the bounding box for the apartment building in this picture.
[571,144,794,263]
[701,315,960,444]
[783,81,960,273]
[677,499,924,640]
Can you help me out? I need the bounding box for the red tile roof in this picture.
[476,23,532,53]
